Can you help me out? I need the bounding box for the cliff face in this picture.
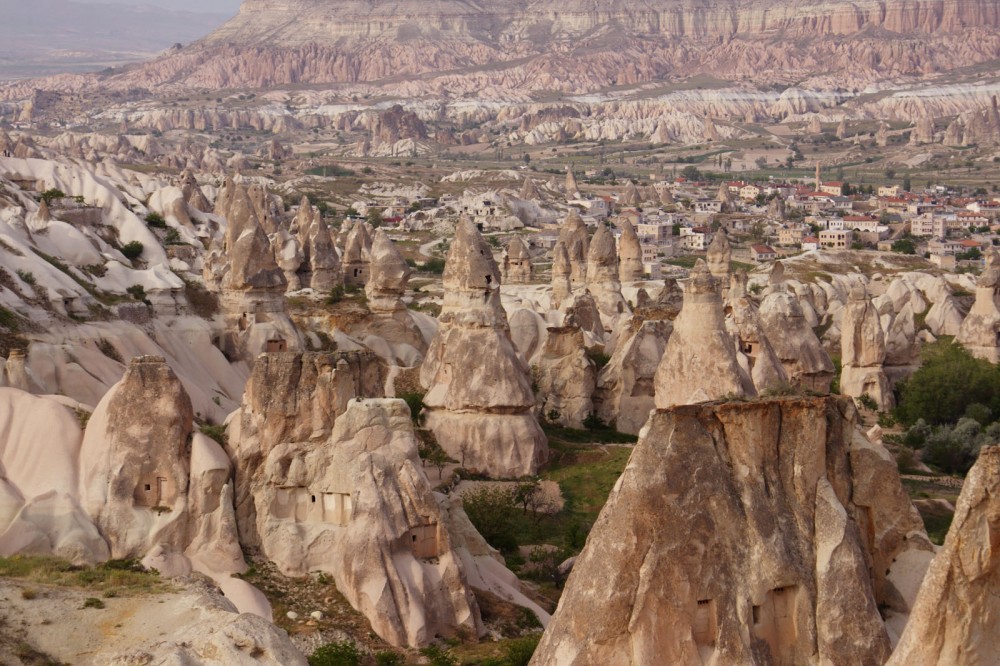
[6,0,997,98]
[208,0,1000,47]
[531,396,934,665]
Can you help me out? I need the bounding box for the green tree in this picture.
[680,165,703,181]
[891,238,916,255]
[895,341,1000,426]
[121,241,144,261]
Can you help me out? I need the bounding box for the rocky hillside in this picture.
[4,0,1000,97]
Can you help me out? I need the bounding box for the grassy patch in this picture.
[0,556,167,596]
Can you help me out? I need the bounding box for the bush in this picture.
[126,285,147,302]
[82,597,105,609]
[308,641,361,666]
[40,189,66,204]
[326,285,345,305]
[15,269,35,285]
[891,238,916,255]
[399,391,425,424]
[462,486,520,553]
[419,257,446,274]
[419,645,458,666]
[374,652,404,666]
[121,241,144,260]
[895,341,1000,426]
[144,212,167,228]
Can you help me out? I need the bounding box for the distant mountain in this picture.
[0,0,230,79]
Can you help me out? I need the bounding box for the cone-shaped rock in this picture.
[558,211,589,286]
[420,218,547,478]
[617,219,644,282]
[366,230,411,314]
[343,222,373,287]
[586,223,627,324]
[840,286,894,409]
[956,266,1000,362]
[533,396,930,665]
[654,260,753,407]
[550,241,573,309]
[706,229,732,281]
[502,236,533,285]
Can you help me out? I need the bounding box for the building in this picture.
[819,229,853,250]
[802,236,820,251]
[877,185,900,197]
[927,238,963,255]
[911,215,948,238]
[694,200,723,214]
[820,182,845,196]
[750,245,778,262]
[680,226,711,251]
[778,225,806,246]
[740,184,762,201]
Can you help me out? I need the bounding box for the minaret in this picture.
[815,162,821,191]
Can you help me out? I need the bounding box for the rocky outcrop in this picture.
[227,350,386,546]
[533,326,596,429]
[956,267,1000,362]
[295,197,341,292]
[420,218,547,478]
[502,236,533,285]
[759,287,835,392]
[585,223,628,326]
[888,445,1000,665]
[342,221,373,287]
[728,281,789,394]
[533,396,933,665]
[550,241,573,309]
[840,286,894,409]
[654,260,752,407]
[617,218,643,282]
[243,398,483,647]
[558,212,588,287]
[596,317,671,434]
[706,229,731,281]
[366,230,411,314]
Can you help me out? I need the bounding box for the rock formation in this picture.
[564,167,579,199]
[502,236,533,284]
[619,180,640,207]
[596,317,672,434]
[840,286,894,410]
[366,229,411,314]
[617,218,644,282]
[343,221,372,287]
[956,266,1000,363]
[654,260,752,407]
[558,211,589,287]
[888,446,1000,665]
[295,197,342,292]
[520,176,540,200]
[706,229,731,281]
[533,396,934,665]
[759,287,835,392]
[550,240,573,309]
[533,326,596,429]
[585,223,628,325]
[728,278,789,394]
[910,114,935,144]
[419,217,547,478]
[240,397,483,647]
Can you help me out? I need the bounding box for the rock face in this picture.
[617,219,644,283]
[550,241,573,309]
[760,287,835,392]
[654,260,752,407]
[956,267,1000,362]
[558,212,589,288]
[585,223,628,325]
[840,286,894,409]
[502,236,533,284]
[242,397,483,647]
[79,356,194,560]
[420,218,547,478]
[596,317,672,434]
[296,197,342,292]
[366,229,411,313]
[533,326,596,429]
[706,229,732,281]
[343,221,373,287]
[532,397,934,666]
[888,446,1000,665]
[728,281,789,394]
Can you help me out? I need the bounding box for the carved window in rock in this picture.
[405,522,440,559]
[266,339,288,353]
[134,473,175,508]
[692,599,717,650]
[751,586,800,666]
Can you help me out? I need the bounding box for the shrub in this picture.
[121,241,144,261]
[326,285,345,305]
[462,486,520,553]
[164,229,182,245]
[144,212,167,228]
[374,652,404,666]
[40,189,66,204]
[420,257,446,274]
[15,269,35,285]
[82,597,105,609]
[895,341,1000,426]
[419,645,458,666]
[399,391,425,424]
[96,338,124,364]
[308,641,361,666]
[126,285,147,302]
